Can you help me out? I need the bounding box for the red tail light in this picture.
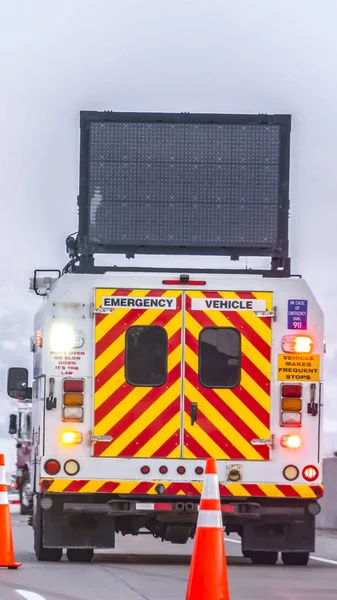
[63,379,84,393]
[44,459,61,475]
[177,466,186,475]
[141,465,150,475]
[159,465,168,474]
[195,466,204,475]
[281,384,302,398]
[302,465,319,482]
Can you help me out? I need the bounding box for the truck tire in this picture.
[66,549,94,562]
[20,473,31,516]
[281,552,309,566]
[250,551,278,565]
[34,503,62,562]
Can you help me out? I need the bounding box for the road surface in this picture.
[1,515,337,600]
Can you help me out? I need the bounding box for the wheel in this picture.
[66,549,94,563]
[20,474,31,516]
[34,503,62,562]
[281,552,309,566]
[250,551,278,565]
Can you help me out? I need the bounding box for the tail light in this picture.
[177,466,186,475]
[280,384,302,427]
[44,459,61,475]
[195,466,204,475]
[282,335,313,353]
[280,434,302,449]
[159,465,168,474]
[302,465,319,481]
[141,465,150,474]
[63,379,84,422]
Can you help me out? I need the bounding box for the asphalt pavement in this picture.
[0,514,337,600]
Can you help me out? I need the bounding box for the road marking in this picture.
[16,591,47,600]
[225,537,337,565]
[310,556,337,565]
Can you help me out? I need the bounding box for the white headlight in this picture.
[50,325,84,351]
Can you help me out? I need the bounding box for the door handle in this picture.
[191,402,198,426]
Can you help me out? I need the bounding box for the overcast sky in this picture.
[1,0,337,458]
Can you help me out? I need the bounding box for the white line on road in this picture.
[16,591,47,600]
[310,556,337,565]
[225,537,337,565]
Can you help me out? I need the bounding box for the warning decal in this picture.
[277,354,320,381]
[102,296,177,310]
[191,298,266,312]
[50,351,85,376]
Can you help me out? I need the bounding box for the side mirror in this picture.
[9,414,18,435]
[7,367,29,400]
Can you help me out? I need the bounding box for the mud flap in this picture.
[42,496,116,549]
[242,513,315,553]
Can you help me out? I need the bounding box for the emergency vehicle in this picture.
[8,401,32,514]
[6,111,324,566]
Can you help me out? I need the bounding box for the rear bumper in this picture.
[40,478,324,499]
[38,491,322,526]
[37,493,320,550]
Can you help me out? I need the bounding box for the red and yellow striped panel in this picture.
[94,289,183,458]
[184,291,272,461]
[41,479,323,499]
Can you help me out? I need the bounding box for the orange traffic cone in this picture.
[0,454,21,568]
[186,458,229,600]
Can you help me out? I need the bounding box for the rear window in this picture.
[198,327,241,388]
[125,325,168,387]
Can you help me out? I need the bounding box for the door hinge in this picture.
[251,435,274,449]
[253,306,277,321]
[89,435,113,443]
[90,303,115,318]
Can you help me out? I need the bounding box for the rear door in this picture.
[93,289,183,458]
[183,290,273,460]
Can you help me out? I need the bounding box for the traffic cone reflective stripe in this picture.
[186,458,230,600]
[0,454,21,569]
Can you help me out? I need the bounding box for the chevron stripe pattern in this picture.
[183,290,272,460]
[41,479,323,499]
[93,288,272,460]
[94,288,183,458]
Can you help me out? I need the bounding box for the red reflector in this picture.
[312,486,323,498]
[10,499,20,505]
[281,384,302,398]
[63,379,84,393]
[302,465,319,482]
[154,503,172,510]
[44,459,61,475]
[195,466,204,475]
[221,505,235,513]
[177,466,186,475]
[141,465,150,475]
[40,479,53,492]
[162,280,206,286]
[159,465,168,474]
